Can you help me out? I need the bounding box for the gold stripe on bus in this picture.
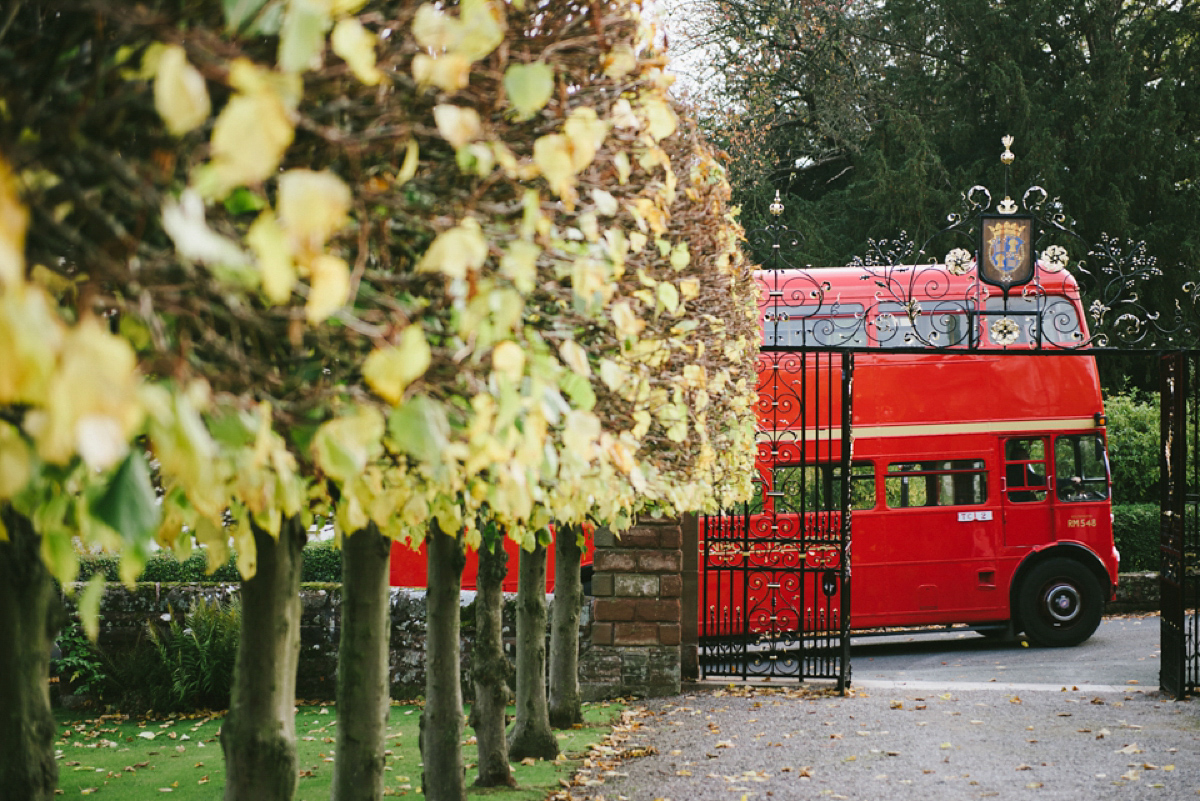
[755,417,1099,443]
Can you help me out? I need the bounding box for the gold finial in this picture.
[1001,135,1015,166]
[769,189,784,216]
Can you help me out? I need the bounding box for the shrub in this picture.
[1105,391,1159,504]
[145,598,241,712]
[301,541,342,582]
[77,543,342,584]
[1111,503,1159,572]
[52,622,110,699]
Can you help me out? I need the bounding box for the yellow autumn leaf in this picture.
[362,326,432,405]
[331,18,383,85]
[433,104,483,149]
[563,107,607,171]
[532,133,574,199]
[0,286,62,405]
[396,138,420,184]
[500,240,539,293]
[0,156,28,287]
[562,410,600,461]
[416,218,488,280]
[35,318,142,469]
[492,341,525,381]
[206,89,295,195]
[680,277,700,299]
[613,150,632,184]
[504,62,554,119]
[591,189,619,216]
[412,5,454,49]
[558,340,591,376]
[312,406,386,484]
[246,211,296,304]
[454,0,505,61]
[412,53,471,92]
[598,359,628,391]
[153,45,211,136]
[670,242,691,270]
[0,421,32,500]
[683,364,707,389]
[610,300,645,339]
[305,254,350,324]
[641,95,677,142]
[229,59,304,110]
[276,169,351,259]
[657,281,680,313]
[603,43,638,79]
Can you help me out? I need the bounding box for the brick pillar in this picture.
[579,518,682,699]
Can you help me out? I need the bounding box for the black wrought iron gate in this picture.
[1159,353,1200,698]
[698,348,853,690]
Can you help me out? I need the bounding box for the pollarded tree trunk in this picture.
[506,543,559,761]
[221,516,305,801]
[421,520,467,801]
[548,523,584,729]
[0,506,66,801]
[332,523,392,801]
[470,537,515,787]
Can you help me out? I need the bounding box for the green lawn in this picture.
[54,701,625,799]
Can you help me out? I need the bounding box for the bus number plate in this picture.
[957,511,993,522]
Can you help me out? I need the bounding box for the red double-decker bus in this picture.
[704,263,1118,647]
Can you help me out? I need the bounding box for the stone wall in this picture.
[68,583,589,701]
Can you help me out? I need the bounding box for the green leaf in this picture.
[91,451,162,546]
[559,371,596,412]
[223,0,270,31]
[78,573,106,642]
[504,62,555,120]
[224,187,267,215]
[278,0,330,73]
[387,396,450,465]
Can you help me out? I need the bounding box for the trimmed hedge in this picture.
[1111,503,1159,572]
[77,542,344,584]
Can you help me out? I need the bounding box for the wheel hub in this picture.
[1045,583,1081,624]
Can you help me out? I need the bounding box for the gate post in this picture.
[579,518,683,699]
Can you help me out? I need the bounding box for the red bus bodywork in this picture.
[704,265,1119,645]
[389,526,593,593]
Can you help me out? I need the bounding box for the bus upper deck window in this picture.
[985,297,1081,346]
[1005,438,1048,502]
[763,303,867,348]
[876,301,973,348]
[1054,434,1110,502]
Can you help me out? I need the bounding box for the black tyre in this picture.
[1016,557,1103,647]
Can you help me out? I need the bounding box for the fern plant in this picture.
[147,597,241,712]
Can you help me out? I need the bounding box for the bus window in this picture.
[1005,438,1048,502]
[773,463,875,512]
[885,460,987,508]
[764,303,867,347]
[1054,435,1110,502]
[876,301,973,348]
[984,296,1081,345]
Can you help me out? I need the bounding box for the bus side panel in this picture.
[388,530,595,593]
[850,507,1009,628]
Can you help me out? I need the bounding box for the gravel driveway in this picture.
[567,633,1199,800]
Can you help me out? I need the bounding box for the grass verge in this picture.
[54,700,626,799]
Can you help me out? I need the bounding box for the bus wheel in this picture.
[1017,558,1103,648]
